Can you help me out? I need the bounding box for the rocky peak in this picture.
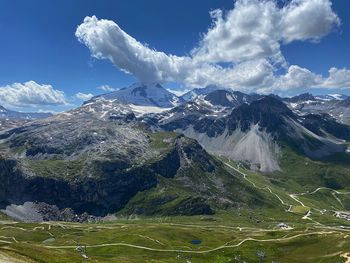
[284,93,316,103]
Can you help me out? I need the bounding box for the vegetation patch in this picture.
[27,158,86,179]
[290,205,310,215]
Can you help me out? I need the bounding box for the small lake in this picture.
[191,239,202,245]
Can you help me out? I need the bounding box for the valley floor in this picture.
[1,162,350,262]
[0,219,350,262]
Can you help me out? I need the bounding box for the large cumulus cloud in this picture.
[0,81,68,108]
[75,0,348,93]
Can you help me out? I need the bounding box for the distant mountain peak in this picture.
[203,89,252,108]
[316,94,348,101]
[91,82,184,108]
[180,85,228,101]
[0,105,52,120]
[284,93,316,103]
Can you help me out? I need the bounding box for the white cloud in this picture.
[258,66,350,94]
[75,92,94,101]
[75,16,276,92]
[0,81,68,108]
[193,0,339,64]
[97,85,117,92]
[192,0,284,65]
[183,59,275,92]
[261,65,322,93]
[75,0,348,93]
[76,16,185,83]
[281,0,340,43]
[322,67,350,88]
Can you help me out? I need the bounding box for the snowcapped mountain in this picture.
[146,89,259,129]
[282,93,350,124]
[2,86,350,175]
[316,94,348,101]
[147,95,350,172]
[204,90,256,108]
[284,93,348,104]
[90,83,185,108]
[180,85,227,101]
[284,93,316,103]
[0,105,52,120]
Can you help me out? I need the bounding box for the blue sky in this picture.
[0,0,349,112]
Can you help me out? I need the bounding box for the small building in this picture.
[277,223,291,229]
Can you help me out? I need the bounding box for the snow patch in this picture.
[130,105,171,116]
[329,94,347,100]
[290,103,299,109]
[226,93,234,102]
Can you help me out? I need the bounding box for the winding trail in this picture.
[290,187,350,209]
[224,161,350,227]
[137,234,165,246]
[224,162,289,207]
[289,194,306,207]
[44,231,337,254]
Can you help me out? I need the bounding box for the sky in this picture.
[0,0,349,112]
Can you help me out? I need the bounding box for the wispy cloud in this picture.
[75,92,94,101]
[97,85,117,92]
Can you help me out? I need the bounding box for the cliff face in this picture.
[0,159,25,203]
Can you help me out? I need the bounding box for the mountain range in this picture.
[0,105,52,120]
[0,82,350,221]
[0,105,53,131]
